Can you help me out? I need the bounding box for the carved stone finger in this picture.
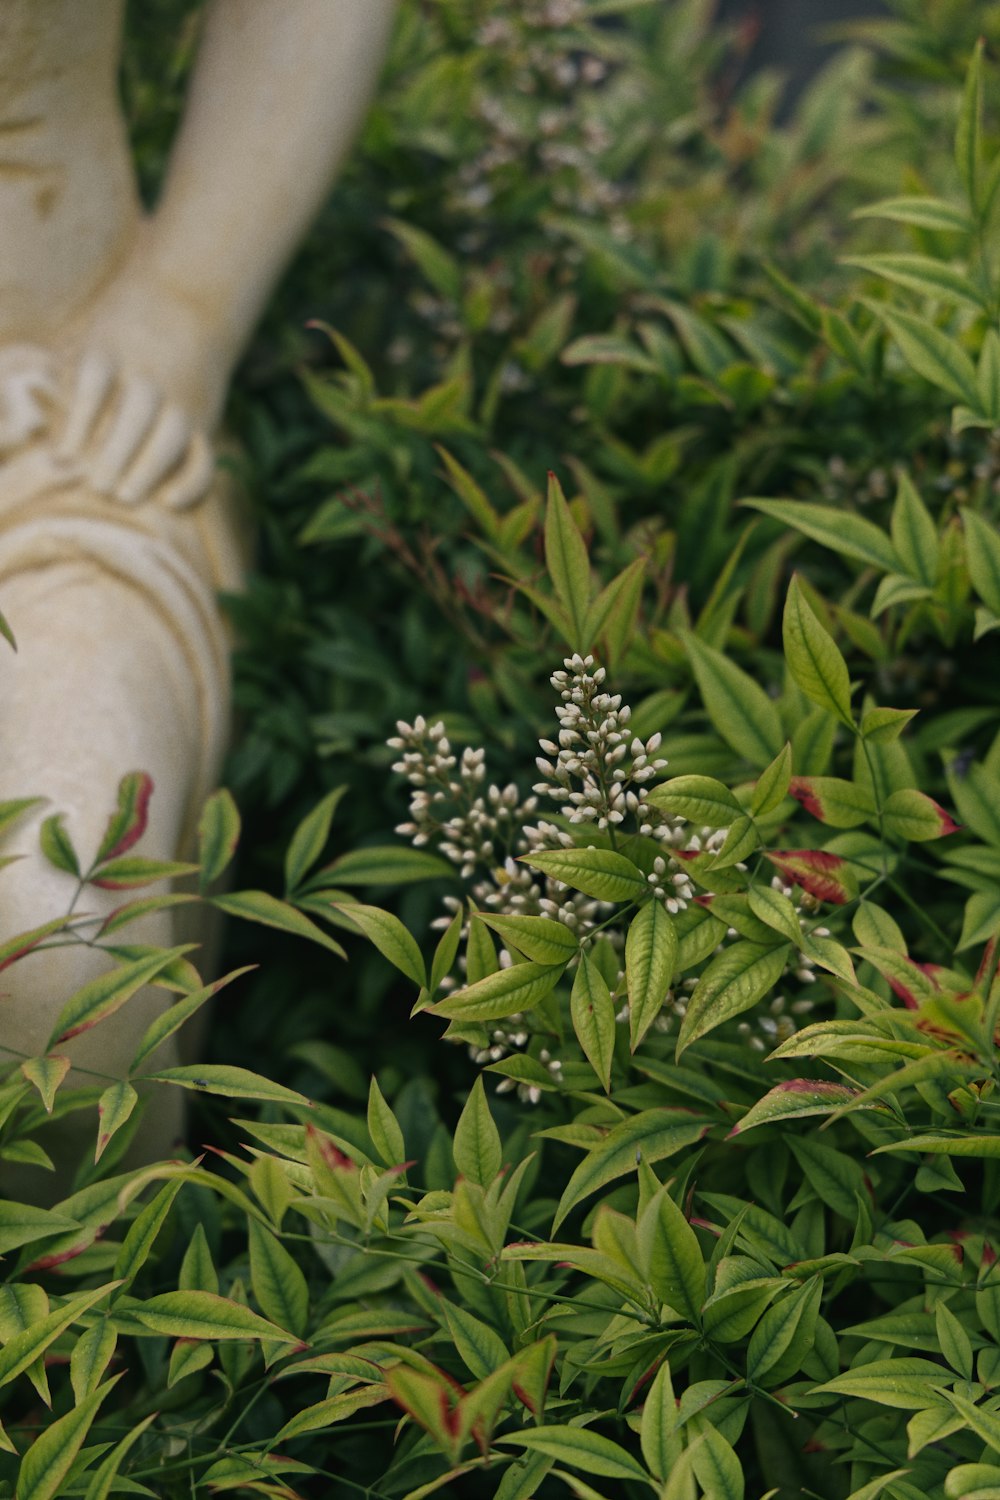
[116,404,191,506]
[55,350,115,461]
[88,376,162,495]
[160,430,214,511]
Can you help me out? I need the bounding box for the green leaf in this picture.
[964,509,1000,615]
[979,329,1000,421]
[39,815,79,877]
[69,1321,117,1403]
[891,473,940,586]
[453,1076,502,1187]
[646,775,744,827]
[383,218,462,300]
[870,573,933,617]
[812,1356,951,1410]
[367,1076,406,1167]
[861,707,918,743]
[729,1080,867,1136]
[746,886,803,945]
[682,631,783,767]
[946,1389,1000,1453]
[747,1278,822,1387]
[277,1385,390,1443]
[197,788,241,891]
[625,899,678,1051]
[249,1219,309,1339]
[845,254,986,311]
[497,1427,652,1484]
[20,1055,71,1114]
[81,1410,157,1494]
[678,941,790,1055]
[553,1110,709,1231]
[876,306,980,406]
[436,445,501,540]
[477,913,579,965]
[317,845,453,887]
[284,787,347,893]
[113,1179,186,1288]
[15,1377,120,1500]
[744,499,900,572]
[946,758,1000,845]
[95,1081,138,1163]
[639,1360,681,1483]
[88,855,198,890]
[873,1134,1000,1159]
[47,944,195,1047]
[751,744,792,817]
[853,195,972,232]
[944,1466,1000,1500]
[689,1428,744,1500]
[882,788,959,842]
[709,814,759,869]
[434,960,566,1023]
[956,38,984,214]
[789,776,876,828]
[570,955,616,1092]
[212,890,346,957]
[336,902,425,986]
[179,1223,218,1295]
[0,604,15,651]
[519,847,647,903]
[852,901,906,952]
[544,473,591,649]
[142,1064,311,1109]
[442,1301,510,1380]
[584,558,645,656]
[638,1185,705,1323]
[783,576,853,728]
[936,1300,973,1381]
[125,1290,297,1343]
[129,966,253,1074]
[0,1283,119,1390]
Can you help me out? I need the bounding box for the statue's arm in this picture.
[60,0,395,506]
[143,0,398,412]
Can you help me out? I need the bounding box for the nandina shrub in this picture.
[1,9,1000,1500]
[1,463,1000,1495]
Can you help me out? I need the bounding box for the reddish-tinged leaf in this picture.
[788,776,875,828]
[766,849,856,905]
[0,917,71,974]
[96,773,153,863]
[881,787,960,841]
[48,945,195,1046]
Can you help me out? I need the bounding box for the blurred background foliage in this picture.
[120,0,1000,1102]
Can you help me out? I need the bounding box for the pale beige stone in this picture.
[0,0,396,1182]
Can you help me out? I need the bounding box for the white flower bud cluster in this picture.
[532,655,668,831]
[389,716,534,879]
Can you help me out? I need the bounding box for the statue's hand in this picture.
[0,346,59,452]
[54,349,214,511]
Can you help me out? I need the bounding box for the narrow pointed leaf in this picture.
[570,954,616,1091]
[625,899,677,1050]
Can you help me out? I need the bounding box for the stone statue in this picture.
[0,0,396,1177]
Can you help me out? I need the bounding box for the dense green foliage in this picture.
[2,1,1000,1496]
